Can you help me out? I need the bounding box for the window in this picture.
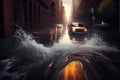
[34,3,36,27]
[13,0,18,22]
[38,5,40,25]
[0,0,4,38]
[50,2,56,16]
[29,0,32,26]
[22,0,27,28]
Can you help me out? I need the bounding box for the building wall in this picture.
[0,0,4,38]
[59,0,63,23]
[118,0,120,32]
[119,0,120,32]
[0,0,64,38]
[3,0,14,37]
[71,0,81,21]
[78,0,102,12]
[53,0,60,24]
[71,0,102,22]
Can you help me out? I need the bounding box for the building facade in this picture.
[119,0,120,32]
[71,0,102,21]
[0,0,14,38]
[79,0,102,12]
[0,0,64,38]
[71,0,81,22]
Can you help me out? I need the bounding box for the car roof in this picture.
[72,22,83,24]
[71,22,85,26]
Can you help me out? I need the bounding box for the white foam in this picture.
[13,29,119,60]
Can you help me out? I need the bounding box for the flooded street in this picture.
[0,25,120,80]
[57,61,87,80]
[0,0,119,80]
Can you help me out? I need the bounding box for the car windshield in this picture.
[71,23,78,26]
[71,23,84,27]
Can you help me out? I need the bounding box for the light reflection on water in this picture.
[58,27,72,44]
[57,61,87,80]
[50,25,88,45]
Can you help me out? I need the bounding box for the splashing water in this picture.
[9,29,118,59]
[0,29,119,80]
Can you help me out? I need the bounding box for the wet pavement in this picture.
[0,25,120,80]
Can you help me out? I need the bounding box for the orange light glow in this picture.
[57,61,88,80]
[64,62,77,80]
[72,27,87,32]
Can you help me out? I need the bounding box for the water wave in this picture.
[0,29,119,80]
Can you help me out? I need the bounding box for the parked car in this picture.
[55,24,63,28]
[68,22,88,35]
[94,21,109,30]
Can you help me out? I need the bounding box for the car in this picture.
[94,21,109,30]
[68,22,88,35]
[55,24,63,28]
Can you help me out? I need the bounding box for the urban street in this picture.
[0,0,120,80]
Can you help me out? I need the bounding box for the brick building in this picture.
[0,0,14,38]
[0,0,64,38]
[119,0,120,32]
[71,0,81,22]
[71,0,102,21]
[79,0,102,12]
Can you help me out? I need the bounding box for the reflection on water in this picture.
[70,35,89,44]
[58,26,72,44]
[0,25,119,80]
[33,25,89,46]
[51,25,89,45]
[57,61,87,80]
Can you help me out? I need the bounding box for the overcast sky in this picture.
[62,0,72,21]
[62,0,72,6]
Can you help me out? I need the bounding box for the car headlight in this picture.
[84,29,87,32]
[72,28,75,32]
